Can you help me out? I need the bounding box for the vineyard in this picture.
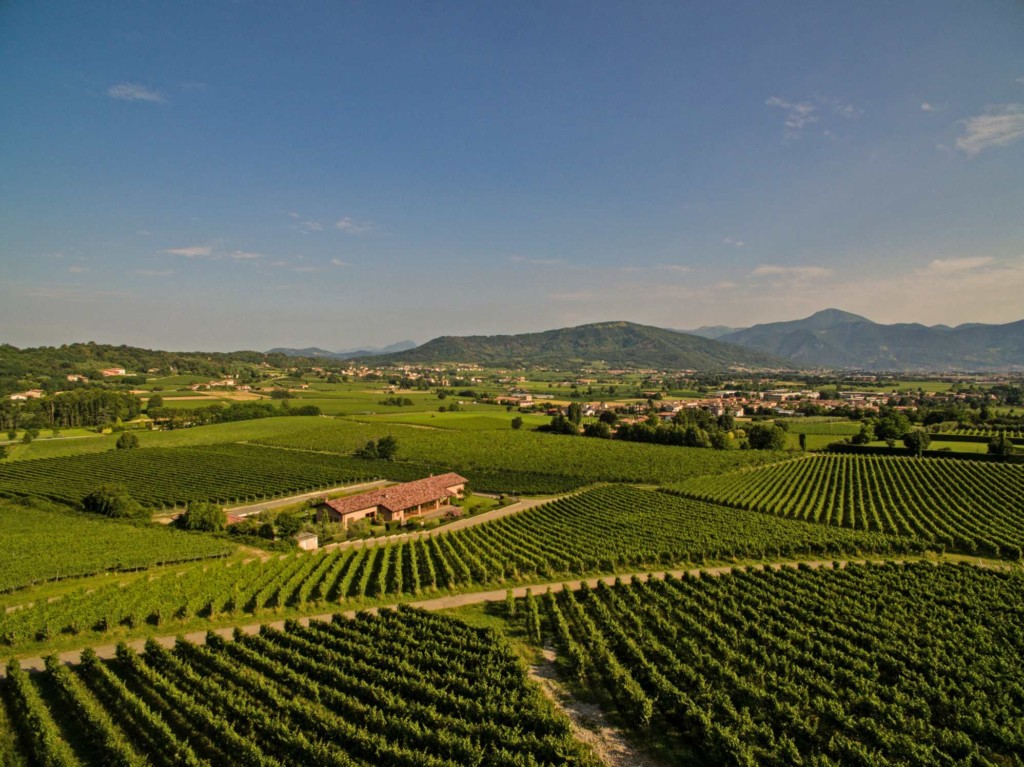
[0,501,232,593]
[0,607,599,766]
[930,427,1024,443]
[527,562,1024,765]
[0,486,916,652]
[255,418,789,490]
[0,444,380,508]
[676,454,1024,558]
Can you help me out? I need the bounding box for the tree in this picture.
[988,432,1016,457]
[510,416,524,430]
[851,423,875,445]
[582,422,612,439]
[116,431,140,450]
[275,511,304,537]
[181,502,226,532]
[875,412,911,441]
[82,483,145,519]
[903,429,931,457]
[6,430,16,441]
[567,402,583,425]
[746,423,788,451]
[147,393,164,411]
[376,435,399,460]
[355,440,379,459]
[799,433,807,452]
[598,410,619,426]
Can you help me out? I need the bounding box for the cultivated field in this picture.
[676,454,1024,558]
[529,561,1024,765]
[1,608,599,766]
[0,487,913,653]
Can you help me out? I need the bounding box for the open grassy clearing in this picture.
[254,418,790,490]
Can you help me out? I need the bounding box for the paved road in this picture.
[8,559,861,674]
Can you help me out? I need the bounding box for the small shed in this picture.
[296,532,319,551]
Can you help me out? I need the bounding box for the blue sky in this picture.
[2,1,1023,351]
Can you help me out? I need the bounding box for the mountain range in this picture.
[266,309,1024,371]
[685,309,1024,371]
[268,340,417,360]
[356,321,788,370]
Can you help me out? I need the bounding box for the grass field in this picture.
[254,418,792,490]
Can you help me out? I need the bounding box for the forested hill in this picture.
[0,342,317,395]
[359,321,791,370]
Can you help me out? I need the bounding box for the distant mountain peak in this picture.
[806,308,871,324]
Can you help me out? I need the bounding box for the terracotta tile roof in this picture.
[323,472,467,517]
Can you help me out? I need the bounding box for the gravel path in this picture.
[7,559,857,674]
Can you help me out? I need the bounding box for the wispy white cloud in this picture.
[766,95,859,140]
[955,104,1024,156]
[926,256,994,274]
[330,258,351,267]
[510,256,565,266]
[165,245,212,258]
[751,264,832,280]
[722,237,745,248]
[921,102,938,112]
[67,265,89,273]
[766,96,818,139]
[335,217,373,235]
[283,211,324,234]
[133,269,174,277]
[229,251,262,260]
[107,83,165,103]
[656,264,691,274]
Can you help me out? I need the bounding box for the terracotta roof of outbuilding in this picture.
[322,472,468,517]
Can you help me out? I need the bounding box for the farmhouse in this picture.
[316,472,468,528]
[100,368,127,377]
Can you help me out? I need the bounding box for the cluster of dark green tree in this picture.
[0,389,141,431]
[147,401,321,429]
[544,404,790,451]
[354,435,399,460]
[378,396,415,407]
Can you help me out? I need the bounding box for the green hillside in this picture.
[363,321,790,370]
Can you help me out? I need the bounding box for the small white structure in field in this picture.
[296,532,319,551]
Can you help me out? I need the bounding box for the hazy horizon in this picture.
[3,2,1023,350]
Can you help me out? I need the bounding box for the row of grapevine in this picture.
[0,443,380,508]
[529,562,1024,766]
[0,487,919,652]
[0,608,600,766]
[677,454,1024,558]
